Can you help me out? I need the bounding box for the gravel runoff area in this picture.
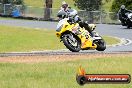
[0,53,132,63]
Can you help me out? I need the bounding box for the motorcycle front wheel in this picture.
[61,33,81,52]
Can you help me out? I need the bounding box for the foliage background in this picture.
[111,0,132,12]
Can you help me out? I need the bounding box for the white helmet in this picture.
[120,5,125,9]
[61,1,69,11]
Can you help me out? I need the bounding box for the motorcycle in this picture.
[119,12,132,28]
[56,18,106,52]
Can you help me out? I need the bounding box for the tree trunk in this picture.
[44,0,52,20]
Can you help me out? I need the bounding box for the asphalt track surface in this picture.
[0,19,132,56]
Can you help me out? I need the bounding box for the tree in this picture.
[44,0,52,20]
[0,0,24,5]
[13,0,24,5]
[73,0,102,11]
[0,0,13,4]
[111,0,132,12]
[74,0,102,23]
[0,0,24,16]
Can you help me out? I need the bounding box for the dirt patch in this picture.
[0,53,132,63]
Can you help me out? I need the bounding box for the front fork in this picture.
[60,33,76,43]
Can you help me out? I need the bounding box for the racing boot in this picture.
[79,21,95,37]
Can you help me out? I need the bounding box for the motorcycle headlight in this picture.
[56,25,63,32]
[128,15,131,19]
[128,14,132,19]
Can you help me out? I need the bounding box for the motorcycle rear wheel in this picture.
[94,39,106,51]
[127,25,131,29]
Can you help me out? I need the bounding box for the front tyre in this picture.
[94,39,106,51]
[61,33,81,52]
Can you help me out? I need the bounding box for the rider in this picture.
[118,5,132,25]
[60,1,95,37]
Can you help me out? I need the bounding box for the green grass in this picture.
[0,25,119,52]
[0,25,64,52]
[102,0,114,12]
[24,0,77,9]
[24,0,114,12]
[104,36,120,45]
[24,0,43,8]
[0,56,132,88]
[52,0,78,9]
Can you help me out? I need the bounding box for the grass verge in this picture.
[0,54,132,88]
[24,0,113,12]
[104,36,120,45]
[0,25,120,52]
[24,0,77,9]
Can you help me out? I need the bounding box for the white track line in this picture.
[3,36,132,54]
[106,36,132,47]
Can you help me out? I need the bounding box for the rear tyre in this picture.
[94,39,106,51]
[61,33,81,52]
[127,25,130,29]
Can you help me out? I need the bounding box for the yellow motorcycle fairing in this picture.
[56,20,74,38]
[56,19,97,50]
